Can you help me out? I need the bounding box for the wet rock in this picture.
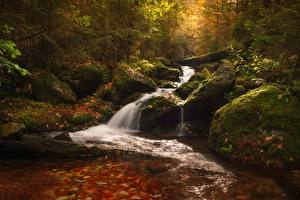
[0,122,26,139]
[156,80,177,88]
[54,132,72,142]
[209,85,300,168]
[110,64,157,105]
[184,60,236,122]
[175,81,200,100]
[28,70,77,104]
[151,65,181,82]
[174,72,206,100]
[140,95,180,133]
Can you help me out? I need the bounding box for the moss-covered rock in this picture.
[156,80,177,88]
[131,60,181,82]
[29,70,77,104]
[111,64,157,105]
[184,60,236,121]
[152,65,181,82]
[175,81,200,99]
[140,95,181,133]
[209,85,300,168]
[35,35,64,72]
[70,65,103,98]
[59,63,111,99]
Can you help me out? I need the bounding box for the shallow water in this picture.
[0,135,299,200]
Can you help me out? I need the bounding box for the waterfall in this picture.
[107,93,160,132]
[107,66,195,132]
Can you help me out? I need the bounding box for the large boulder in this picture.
[140,95,181,133]
[0,122,25,139]
[34,35,64,72]
[184,60,236,123]
[209,85,300,168]
[60,64,106,99]
[28,70,77,104]
[110,64,157,105]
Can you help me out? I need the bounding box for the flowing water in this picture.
[1,66,299,199]
[67,66,299,199]
[107,66,195,132]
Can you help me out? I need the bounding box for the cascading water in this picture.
[107,65,195,132]
[69,66,235,197]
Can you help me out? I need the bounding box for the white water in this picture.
[107,65,195,132]
[70,66,235,197]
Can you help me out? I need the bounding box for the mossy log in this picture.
[178,49,229,66]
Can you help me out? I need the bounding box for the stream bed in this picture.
[0,135,299,200]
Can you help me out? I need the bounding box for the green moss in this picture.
[210,85,300,167]
[175,81,200,99]
[16,109,43,131]
[68,113,94,125]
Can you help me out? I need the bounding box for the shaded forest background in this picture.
[0,0,300,134]
[1,0,300,88]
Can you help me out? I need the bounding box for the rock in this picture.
[111,64,157,105]
[140,95,180,133]
[209,85,300,168]
[0,135,102,158]
[151,64,181,82]
[175,81,200,99]
[156,80,177,88]
[237,78,266,90]
[0,122,26,139]
[54,132,72,142]
[29,70,77,104]
[60,64,107,99]
[184,60,236,122]
[34,35,64,72]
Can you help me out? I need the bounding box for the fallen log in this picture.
[0,135,102,158]
[178,49,230,66]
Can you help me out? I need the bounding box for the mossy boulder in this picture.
[184,60,236,121]
[140,95,180,133]
[209,85,300,168]
[175,72,206,99]
[65,64,104,99]
[132,60,181,82]
[110,64,157,105]
[0,122,26,139]
[35,35,64,72]
[29,70,77,104]
[151,64,181,82]
[59,63,112,99]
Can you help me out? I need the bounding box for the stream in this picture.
[0,66,299,199]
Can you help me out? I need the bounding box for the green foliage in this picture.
[0,25,29,86]
[231,48,280,81]
[231,1,300,82]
